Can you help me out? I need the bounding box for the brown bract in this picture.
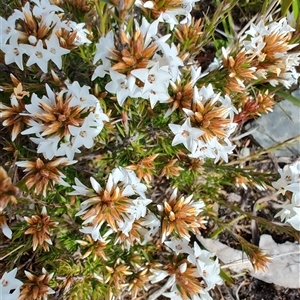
[167,79,194,115]
[190,99,231,141]
[175,18,204,61]
[111,29,158,75]
[33,92,83,138]
[222,50,257,93]
[19,268,54,300]
[78,235,108,261]
[0,83,30,141]
[253,32,295,83]
[234,91,275,123]
[167,259,204,300]
[24,207,57,251]
[106,258,132,298]
[138,0,184,19]
[126,154,159,184]
[82,183,131,232]
[250,249,272,273]
[114,218,144,247]
[17,157,70,196]
[160,159,184,179]
[0,167,19,210]
[160,189,206,242]
[128,268,149,298]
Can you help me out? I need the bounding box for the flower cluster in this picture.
[0,0,90,73]
[19,268,54,300]
[216,17,300,123]
[20,81,108,160]
[70,167,153,247]
[272,161,300,231]
[242,18,300,88]
[24,206,57,251]
[93,17,182,108]
[0,0,299,299]
[135,0,199,29]
[169,84,237,163]
[150,238,223,300]
[158,188,206,242]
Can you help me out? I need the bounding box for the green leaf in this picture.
[292,0,300,19]
[116,123,125,137]
[275,90,300,107]
[219,268,235,285]
[281,0,294,15]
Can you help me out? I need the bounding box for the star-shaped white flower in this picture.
[1,268,23,299]
[0,16,17,46]
[45,34,70,69]
[31,0,64,16]
[131,62,171,95]
[22,40,52,73]
[169,118,203,152]
[105,70,137,106]
[2,35,26,70]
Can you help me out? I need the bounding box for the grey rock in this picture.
[245,89,300,157]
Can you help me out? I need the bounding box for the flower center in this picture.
[147,74,155,84]
[181,130,190,137]
[80,130,87,137]
[36,51,43,58]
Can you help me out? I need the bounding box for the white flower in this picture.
[286,207,300,231]
[31,0,64,16]
[139,212,160,243]
[93,30,114,64]
[0,217,12,239]
[22,40,52,73]
[0,16,17,46]
[90,102,109,127]
[69,177,91,196]
[155,41,183,81]
[116,214,135,236]
[68,113,101,149]
[189,140,216,161]
[209,137,235,163]
[169,118,203,152]
[92,59,111,80]
[128,197,152,219]
[2,35,26,70]
[219,94,238,121]
[65,21,91,45]
[0,268,23,300]
[56,136,81,161]
[190,66,208,86]
[31,134,60,160]
[164,237,193,255]
[105,71,137,106]
[194,84,218,104]
[118,168,147,198]
[149,268,170,283]
[275,186,300,231]
[80,223,104,241]
[163,285,183,300]
[158,10,184,30]
[188,242,223,290]
[65,81,98,108]
[139,17,159,47]
[45,34,70,69]
[131,62,171,103]
[245,20,270,37]
[272,162,300,195]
